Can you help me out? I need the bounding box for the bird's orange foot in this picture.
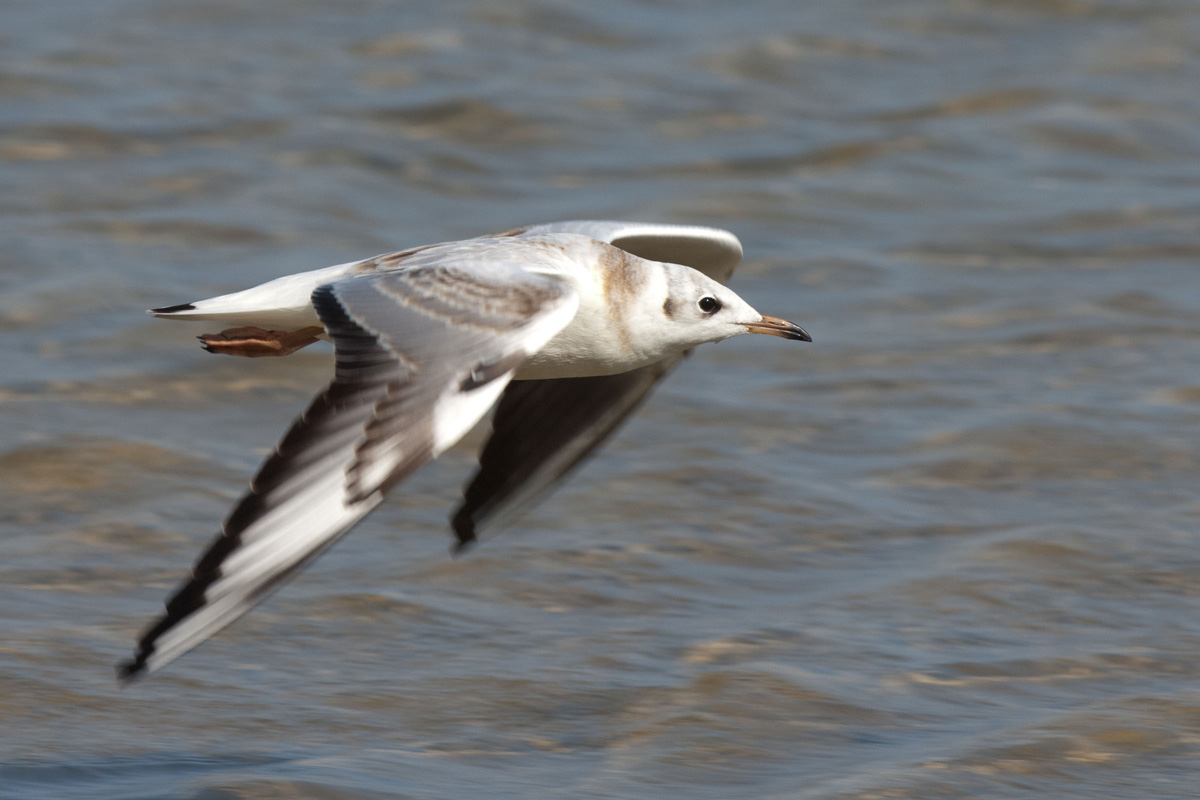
[198,326,324,357]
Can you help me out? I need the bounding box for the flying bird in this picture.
[118,220,810,680]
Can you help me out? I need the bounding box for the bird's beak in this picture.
[744,314,812,342]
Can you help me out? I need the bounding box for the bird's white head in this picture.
[650,261,811,356]
[521,238,810,379]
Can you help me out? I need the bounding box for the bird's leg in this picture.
[198,326,324,358]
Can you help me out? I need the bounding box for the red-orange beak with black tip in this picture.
[744,314,812,342]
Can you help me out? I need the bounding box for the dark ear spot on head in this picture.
[662,297,676,320]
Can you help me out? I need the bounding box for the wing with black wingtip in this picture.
[120,247,577,679]
[451,221,741,544]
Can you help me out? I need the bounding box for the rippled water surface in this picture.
[4,1,1200,798]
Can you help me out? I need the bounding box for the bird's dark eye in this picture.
[698,296,720,313]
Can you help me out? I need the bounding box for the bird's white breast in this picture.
[514,238,674,380]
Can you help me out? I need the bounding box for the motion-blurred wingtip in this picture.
[115,657,146,685]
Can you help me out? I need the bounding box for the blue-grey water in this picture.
[4,1,1200,798]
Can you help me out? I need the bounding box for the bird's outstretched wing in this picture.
[518,220,742,283]
[452,221,742,543]
[120,254,577,680]
[452,358,681,547]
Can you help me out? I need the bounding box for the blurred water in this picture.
[3,0,1200,798]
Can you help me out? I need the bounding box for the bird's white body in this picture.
[122,220,808,680]
[155,224,760,379]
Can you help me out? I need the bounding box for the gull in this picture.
[118,220,810,681]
